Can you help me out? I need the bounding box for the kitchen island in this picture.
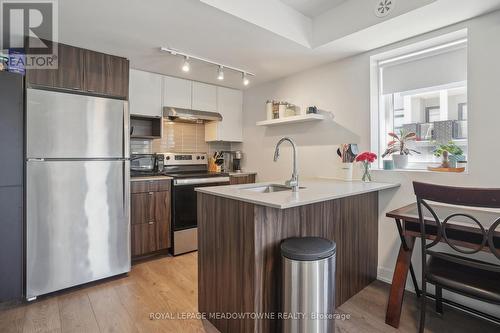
[196,179,399,333]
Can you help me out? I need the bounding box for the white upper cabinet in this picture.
[205,87,243,142]
[129,69,163,117]
[192,82,217,112]
[163,76,192,109]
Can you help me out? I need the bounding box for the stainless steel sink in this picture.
[243,184,305,193]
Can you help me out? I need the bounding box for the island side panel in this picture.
[197,192,256,333]
[253,192,378,333]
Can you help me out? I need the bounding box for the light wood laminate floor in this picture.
[0,252,498,333]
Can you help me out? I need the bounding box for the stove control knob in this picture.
[201,156,205,160]
[197,156,200,160]
[166,156,170,160]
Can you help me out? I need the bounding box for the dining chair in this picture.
[413,181,500,333]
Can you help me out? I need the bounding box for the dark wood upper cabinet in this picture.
[26,40,129,100]
[83,50,106,95]
[54,43,84,91]
[105,54,129,99]
[84,50,129,99]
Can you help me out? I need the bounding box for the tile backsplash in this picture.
[130,140,152,154]
[131,120,232,155]
[153,120,208,153]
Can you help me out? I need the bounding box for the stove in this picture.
[158,153,230,255]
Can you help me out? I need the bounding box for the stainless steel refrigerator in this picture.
[26,88,130,300]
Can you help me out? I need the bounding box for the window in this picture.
[371,35,468,170]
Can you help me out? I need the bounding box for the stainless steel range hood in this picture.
[163,107,222,122]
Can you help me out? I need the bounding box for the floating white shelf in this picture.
[256,113,326,126]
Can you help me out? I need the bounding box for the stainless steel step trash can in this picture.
[281,237,336,333]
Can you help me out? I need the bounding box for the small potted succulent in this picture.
[433,141,465,168]
[356,151,377,182]
[381,130,420,169]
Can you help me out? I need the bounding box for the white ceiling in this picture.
[280,0,347,18]
[56,0,500,89]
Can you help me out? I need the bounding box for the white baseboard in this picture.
[377,266,416,294]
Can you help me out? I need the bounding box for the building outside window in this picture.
[371,35,468,170]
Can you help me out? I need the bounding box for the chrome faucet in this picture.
[273,137,299,192]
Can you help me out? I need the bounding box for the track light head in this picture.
[217,66,224,80]
[242,72,249,86]
[182,56,190,72]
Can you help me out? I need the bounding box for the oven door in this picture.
[172,178,229,231]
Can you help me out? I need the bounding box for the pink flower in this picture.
[356,152,377,163]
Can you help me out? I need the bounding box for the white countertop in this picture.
[195,178,399,209]
[130,176,173,182]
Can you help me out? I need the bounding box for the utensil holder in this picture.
[340,163,354,181]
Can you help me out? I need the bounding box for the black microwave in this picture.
[130,154,164,174]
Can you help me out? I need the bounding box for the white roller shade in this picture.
[381,47,467,94]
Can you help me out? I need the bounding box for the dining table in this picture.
[384,202,500,328]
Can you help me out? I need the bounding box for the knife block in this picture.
[208,157,221,172]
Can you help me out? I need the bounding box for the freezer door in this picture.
[26,89,128,159]
[26,160,130,299]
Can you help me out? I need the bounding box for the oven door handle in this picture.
[173,177,230,186]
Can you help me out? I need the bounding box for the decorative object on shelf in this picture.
[273,101,280,119]
[433,141,465,168]
[382,130,420,169]
[285,103,297,117]
[306,106,318,114]
[356,152,377,182]
[266,100,274,120]
[383,159,394,170]
[278,102,287,118]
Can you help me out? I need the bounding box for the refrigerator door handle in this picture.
[124,160,131,259]
[123,101,130,159]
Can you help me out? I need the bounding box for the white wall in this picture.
[241,10,500,316]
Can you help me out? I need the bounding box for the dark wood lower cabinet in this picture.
[131,180,171,258]
[198,192,379,333]
[229,174,256,185]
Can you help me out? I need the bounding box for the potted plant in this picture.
[381,130,420,169]
[356,151,377,182]
[433,141,465,168]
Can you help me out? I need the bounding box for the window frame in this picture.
[370,30,469,171]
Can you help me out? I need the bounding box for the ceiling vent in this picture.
[374,0,395,18]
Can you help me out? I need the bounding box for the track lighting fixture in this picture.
[160,47,255,86]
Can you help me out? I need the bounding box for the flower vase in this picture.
[362,162,372,182]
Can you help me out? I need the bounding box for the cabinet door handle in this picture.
[148,192,154,195]
[148,221,155,225]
